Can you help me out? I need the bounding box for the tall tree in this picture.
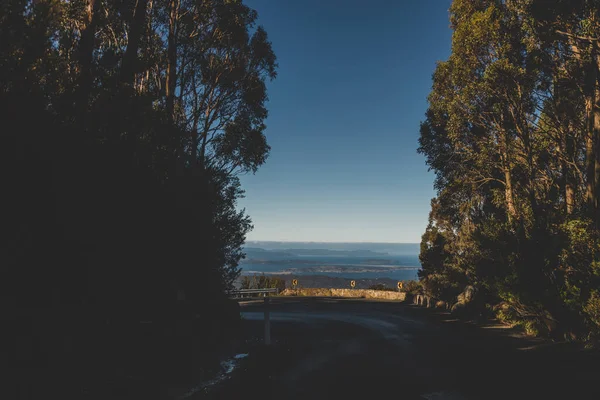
[419,0,600,341]
[1,0,277,394]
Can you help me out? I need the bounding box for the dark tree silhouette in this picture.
[1,0,276,397]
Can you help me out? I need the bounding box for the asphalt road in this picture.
[204,297,600,400]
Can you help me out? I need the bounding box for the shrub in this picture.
[368,284,395,291]
[401,280,423,294]
[240,274,285,292]
[584,291,600,342]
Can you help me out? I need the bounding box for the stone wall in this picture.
[279,288,406,301]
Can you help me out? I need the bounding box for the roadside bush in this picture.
[494,301,557,337]
[584,291,600,343]
[240,274,285,292]
[368,284,395,291]
[401,280,423,294]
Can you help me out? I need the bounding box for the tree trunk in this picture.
[76,0,99,112]
[565,176,575,215]
[501,148,516,224]
[504,166,516,224]
[565,129,576,215]
[137,0,154,94]
[586,92,595,212]
[499,124,517,224]
[553,62,576,216]
[520,122,538,221]
[121,0,149,87]
[570,38,597,215]
[594,43,600,225]
[166,0,179,124]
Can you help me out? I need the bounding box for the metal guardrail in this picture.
[229,288,280,298]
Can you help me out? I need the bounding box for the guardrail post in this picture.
[264,296,271,345]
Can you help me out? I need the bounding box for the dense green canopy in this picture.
[419,0,600,341]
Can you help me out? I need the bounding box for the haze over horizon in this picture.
[243,240,420,257]
[238,0,453,243]
[244,240,420,244]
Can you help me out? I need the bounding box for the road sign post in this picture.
[350,280,356,289]
[292,279,298,289]
[397,281,403,290]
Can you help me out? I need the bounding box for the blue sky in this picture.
[239,0,453,243]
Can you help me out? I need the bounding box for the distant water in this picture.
[244,241,420,255]
[240,254,421,281]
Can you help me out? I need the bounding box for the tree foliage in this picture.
[419,0,600,341]
[2,0,276,392]
[240,274,286,291]
[2,0,276,308]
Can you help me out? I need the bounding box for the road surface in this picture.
[203,297,600,400]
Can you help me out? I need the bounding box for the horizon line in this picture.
[244,240,420,244]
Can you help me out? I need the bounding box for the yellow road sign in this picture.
[397,281,403,289]
[350,280,356,288]
[292,279,298,287]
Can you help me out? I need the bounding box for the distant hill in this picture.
[242,246,391,259]
[244,241,419,255]
[243,247,295,260]
[281,249,389,257]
